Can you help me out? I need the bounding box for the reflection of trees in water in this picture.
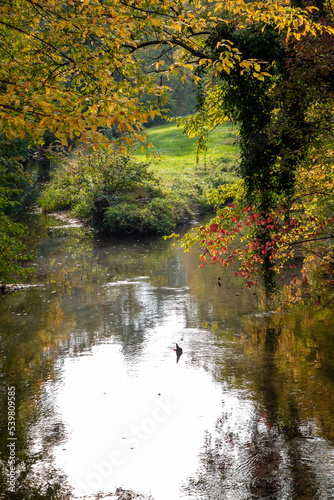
[0,291,74,498]
[240,314,334,442]
[184,314,334,499]
[183,410,324,499]
[0,388,72,498]
[0,225,93,498]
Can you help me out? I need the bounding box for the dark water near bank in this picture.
[1,214,334,499]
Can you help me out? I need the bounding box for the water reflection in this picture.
[183,315,334,499]
[0,215,334,499]
[51,336,224,500]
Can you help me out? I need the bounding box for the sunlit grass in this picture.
[135,121,240,181]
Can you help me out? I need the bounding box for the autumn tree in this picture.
[1,0,325,147]
[1,0,333,284]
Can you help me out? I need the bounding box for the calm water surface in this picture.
[1,214,334,499]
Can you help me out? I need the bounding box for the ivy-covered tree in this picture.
[180,0,334,301]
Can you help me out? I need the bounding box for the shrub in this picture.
[70,150,156,195]
[0,135,35,282]
[168,194,194,225]
[38,186,72,212]
[104,202,144,233]
[38,150,156,218]
[143,198,175,233]
[104,198,176,234]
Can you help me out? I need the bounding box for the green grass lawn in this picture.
[135,121,240,181]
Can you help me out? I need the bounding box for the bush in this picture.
[38,150,156,219]
[143,198,175,233]
[38,148,200,234]
[0,135,35,282]
[104,202,141,232]
[104,198,176,234]
[38,186,71,212]
[0,135,38,216]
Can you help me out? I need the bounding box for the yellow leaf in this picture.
[78,118,86,129]
[151,18,161,27]
[91,103,98,114]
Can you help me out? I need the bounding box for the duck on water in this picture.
[174,343,183,363]
[175,343,183,354]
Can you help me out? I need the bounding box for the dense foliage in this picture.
[0,136,34,283]
[38,149,197,234]
[1,0,328,147]
[179,0,334,302]
[1,0,334,299]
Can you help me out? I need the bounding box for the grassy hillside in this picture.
[39,121,240,235]
[135,121,240,181]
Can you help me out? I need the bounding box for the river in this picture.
[1,214,334,500]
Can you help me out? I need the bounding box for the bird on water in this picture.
[175,343,183,354]
[174,343,183,363]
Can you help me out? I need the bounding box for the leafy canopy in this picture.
[1,0,331,148]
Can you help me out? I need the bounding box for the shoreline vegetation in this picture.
[38,122,240,235]
[1,0,333,305]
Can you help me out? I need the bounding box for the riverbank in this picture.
[37,122,239,235]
